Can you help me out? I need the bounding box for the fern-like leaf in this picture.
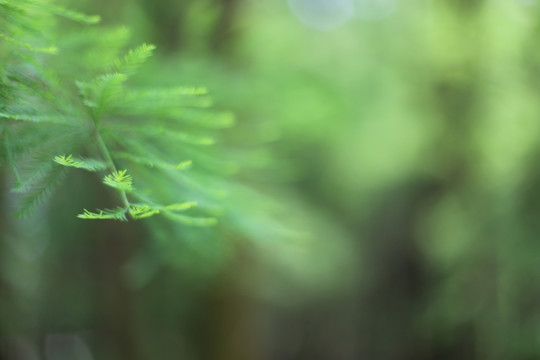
[113,43,155,76]
[11,162,55,194]
[116,86,213,112]
[106,124,215,146]
[163,211,218,227]
[76,73,128,115]
[0,111,76,125]
[26,0,100,24]
[14,165,68,218]
[165,201,198,211]
[113,152,192,170]
[53,154,107,172]
[129,204,160,219]
[3,129,22,184]
[78,207,128,221]
[103,169,133,192]
[2,3,234,227]
[0,32,57,53]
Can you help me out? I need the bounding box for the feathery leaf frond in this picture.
[78,207,128,221]
[0,111,76,125]
[163,211,218,227]
[77,73,128,115]
[14,165,68,218]
[105,124,215,146]
[53,154,107,172]
[112,152,192,170]
[129,204,160,219]
[113,43,155,76]
[25,0,100,24]
[103,169,133,192]
[165,202,198,211]
[0,32,57,53]
[1,1,234,226]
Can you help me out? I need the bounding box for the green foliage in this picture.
[164,201,197,211]
[128,204,159,219]
[0,0,234,226]
[103,169,134,192]
[53,154,107,171]
[27,0,101,24]
[78,207,128,221]
[0,32,58,53]
[113,43,156,76]
[112,152,193,170]
[14,164,68,218]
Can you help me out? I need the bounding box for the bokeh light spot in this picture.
[288,0,355,30]
[354,0,396,20]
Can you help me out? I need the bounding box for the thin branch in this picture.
[94,131,131,212]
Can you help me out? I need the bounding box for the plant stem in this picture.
[95,132,131,211]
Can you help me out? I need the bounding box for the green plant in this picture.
[1,0,236,226]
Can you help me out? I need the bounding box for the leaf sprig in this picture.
[54,154,107,172]
[78,207,128,221]
[103,169,133,192]
[2,2,227,226]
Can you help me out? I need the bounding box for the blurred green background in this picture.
[4,0,540,359]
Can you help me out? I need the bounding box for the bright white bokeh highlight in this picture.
[288,0,397,30]
[354,0,396,20]
[288,0,355,30]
